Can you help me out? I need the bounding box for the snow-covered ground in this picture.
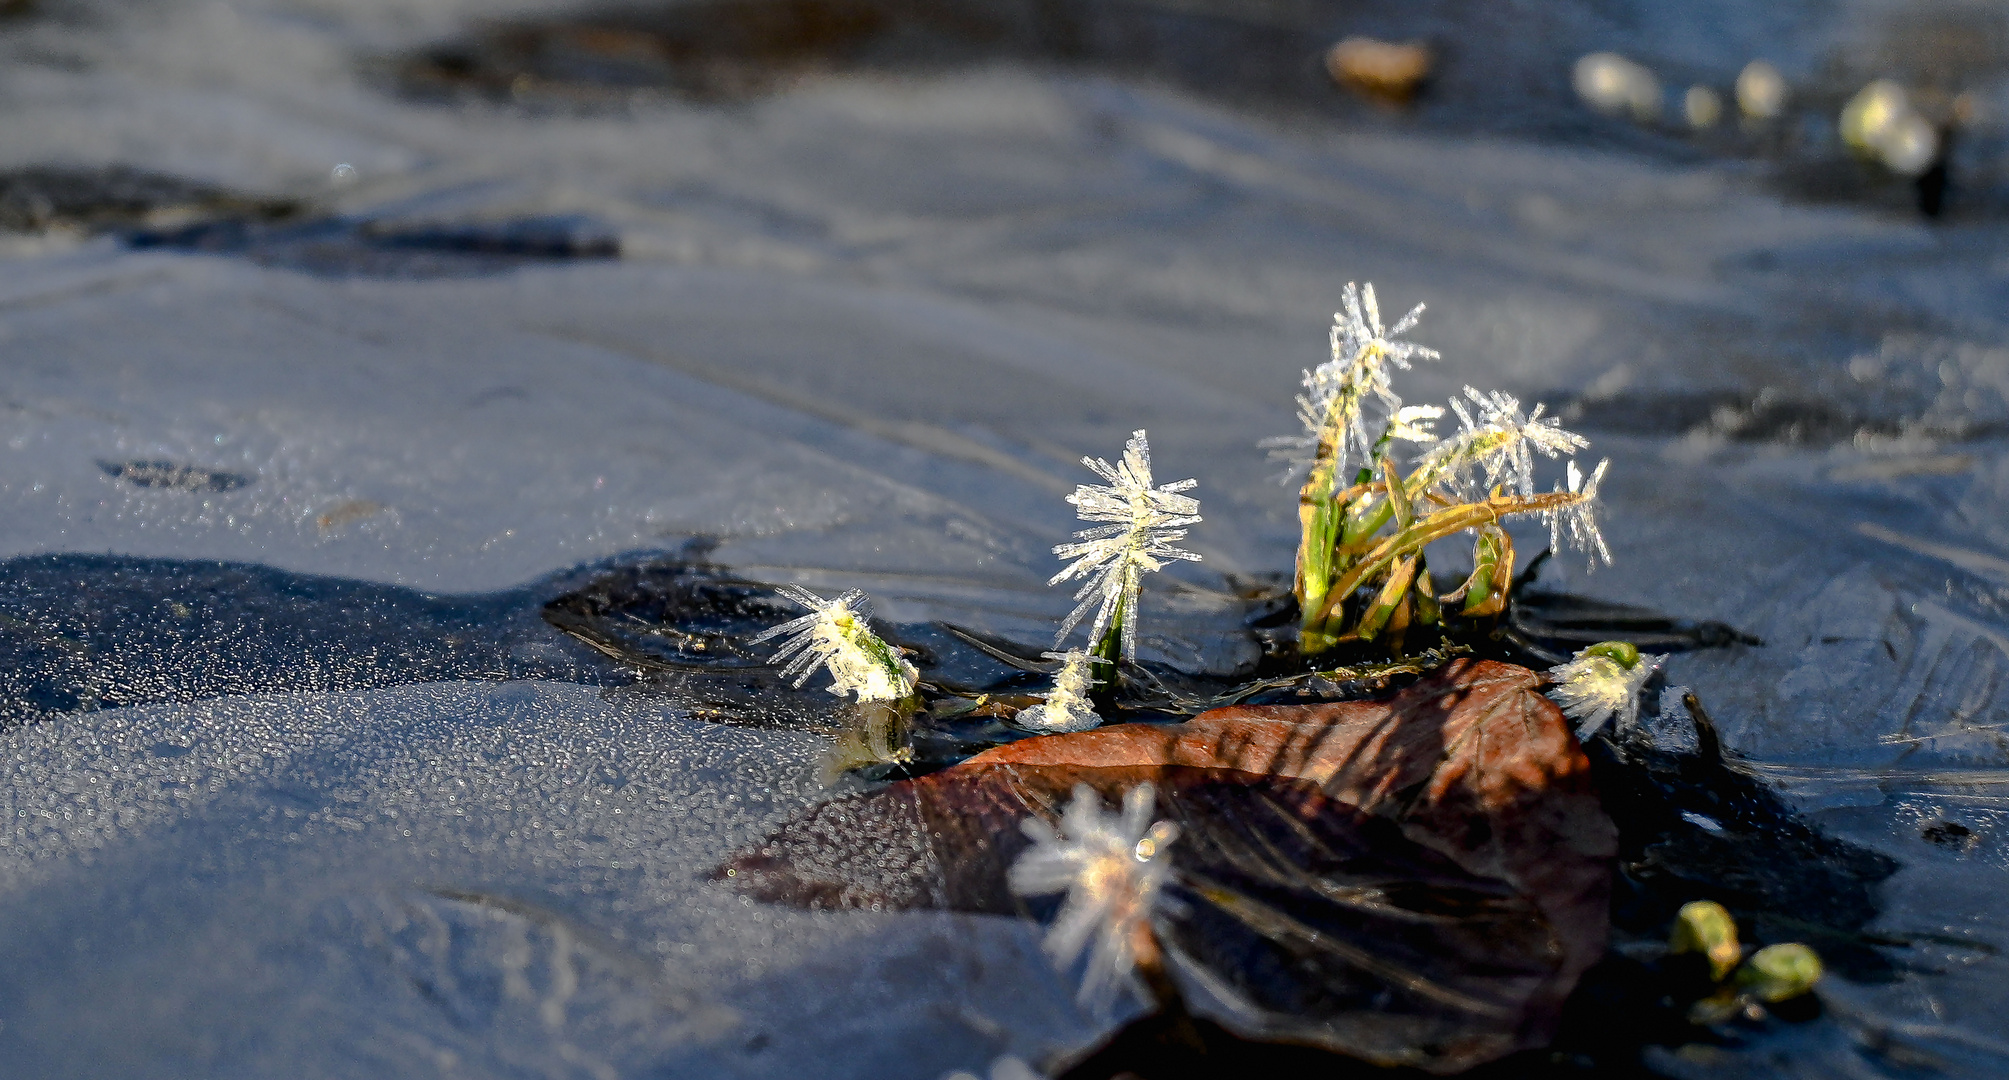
[3,0,2009,1075]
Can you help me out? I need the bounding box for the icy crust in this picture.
[0,681,1107,1078]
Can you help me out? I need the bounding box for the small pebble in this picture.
[1735,60,1788,120]
[1326,37,1433,106]
[1574,52,1660,122]
[1684,86,1723,129]
[1841,80,1938,176]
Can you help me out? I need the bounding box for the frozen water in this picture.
[2,0,2009,1075]
[0,681,1106,1077]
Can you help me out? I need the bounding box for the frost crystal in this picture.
[1014,649,1101,733]
[1050,430,1201,661]
[1009,783,1180,1010]
[1385,403,1446,446]
[748,585,918,702]
[1261,282,1438,483]
[1420,387,1589,497]
[1548,644,1661,737]
[1547,457,1612,569]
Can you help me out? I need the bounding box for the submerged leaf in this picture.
[721,659,1615,1072]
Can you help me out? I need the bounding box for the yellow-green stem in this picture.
[1090,595,1125,701]
[1311,490,1582,626]
[1414,556,1441,626]
[1355,555,1418,641]
[1461,526,1513,618]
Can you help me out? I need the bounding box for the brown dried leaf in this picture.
[721,659,1616,1072]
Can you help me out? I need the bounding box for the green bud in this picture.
[1736,943,1822,1003]
[1583,640,1642,669]
[1669,899,1742,981]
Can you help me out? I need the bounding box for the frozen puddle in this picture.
[0,679,1105,1078]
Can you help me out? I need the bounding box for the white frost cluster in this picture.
[1548,645,1661,737]
[1013,649,1101,733]
[1009,783,1180,1009]
[1546,458,1612,570]
[1050,430,1201,662]
[1419,386,1589,498]
[1263,282,1440,483]
[748,585,918,702]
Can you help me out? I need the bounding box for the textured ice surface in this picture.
[2,0,2009,1075]
[0,681,1105,1078]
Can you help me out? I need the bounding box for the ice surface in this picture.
[0,681,1107,1077]
[3,0,2009,1075]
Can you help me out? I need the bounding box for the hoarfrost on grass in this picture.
[1014,649,1102,733]
[1048,430,1202,663]
[1549,644,1663,737]
[748,584,919,702]
[1418,386,1590,499]
[1008,783,1179,1011]
[1262,282,1441,486]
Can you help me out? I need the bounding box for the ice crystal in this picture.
[1261,282,1438,483]
[1385,403,1446,446]
[1548,642,1661,737]
[1009,783,1180,1010]
[1419,387,1589,497]
[1014,649,1101,733]
[747,585,918,702]
[1050,430,1201,661]
[1547,457,1612,569]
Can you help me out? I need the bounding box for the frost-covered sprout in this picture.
[1009,783,1180,1010]
[1546,457,1612,570]
[1015,649,1101,733]
[1264,282,1440,483]
[748,585,918,702]
[1416,387,1589,499]
[1548,639,1660,737]
[1050,430,1201,663]
[1263,295,1622,653]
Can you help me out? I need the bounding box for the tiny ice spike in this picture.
[1015,649,1101,733]
[1547,457,1612,569]
[1009,783,1179,1010]
[747,584,918,702]
[1049,430,1201,661]
[1548,641,1661,737]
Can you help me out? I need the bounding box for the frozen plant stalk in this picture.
[1547,640,1661,737]
[749,585,918,702]
[1015,649,1102,733]
[1264,283,1439,652]
[1050,430,1201,681]
[1304,457,1614,630]
[1009,783,1180,1010]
